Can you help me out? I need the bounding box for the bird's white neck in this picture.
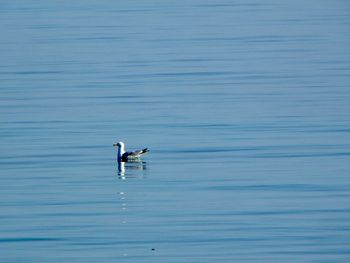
[117,145,125,161]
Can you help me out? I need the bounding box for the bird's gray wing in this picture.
[128,148,149,157]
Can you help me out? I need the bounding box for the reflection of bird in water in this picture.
[117,161,147,179]
[113,141,149,162]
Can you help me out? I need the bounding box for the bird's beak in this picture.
[113,143,118,147]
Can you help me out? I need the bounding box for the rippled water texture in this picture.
[1,1,350,262]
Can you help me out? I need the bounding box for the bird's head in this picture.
[113,141,124,148]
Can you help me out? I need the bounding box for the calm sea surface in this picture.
[1,1,350,262]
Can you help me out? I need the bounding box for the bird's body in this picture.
[113,141,149,162]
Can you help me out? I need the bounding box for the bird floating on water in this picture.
[113,141,149,162]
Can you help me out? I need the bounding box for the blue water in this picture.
[1,1,350,262]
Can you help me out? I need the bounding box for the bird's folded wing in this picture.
[130,149,149,156]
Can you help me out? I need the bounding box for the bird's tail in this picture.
[141,148,149,154]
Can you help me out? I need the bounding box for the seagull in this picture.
[113,141,149,162]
